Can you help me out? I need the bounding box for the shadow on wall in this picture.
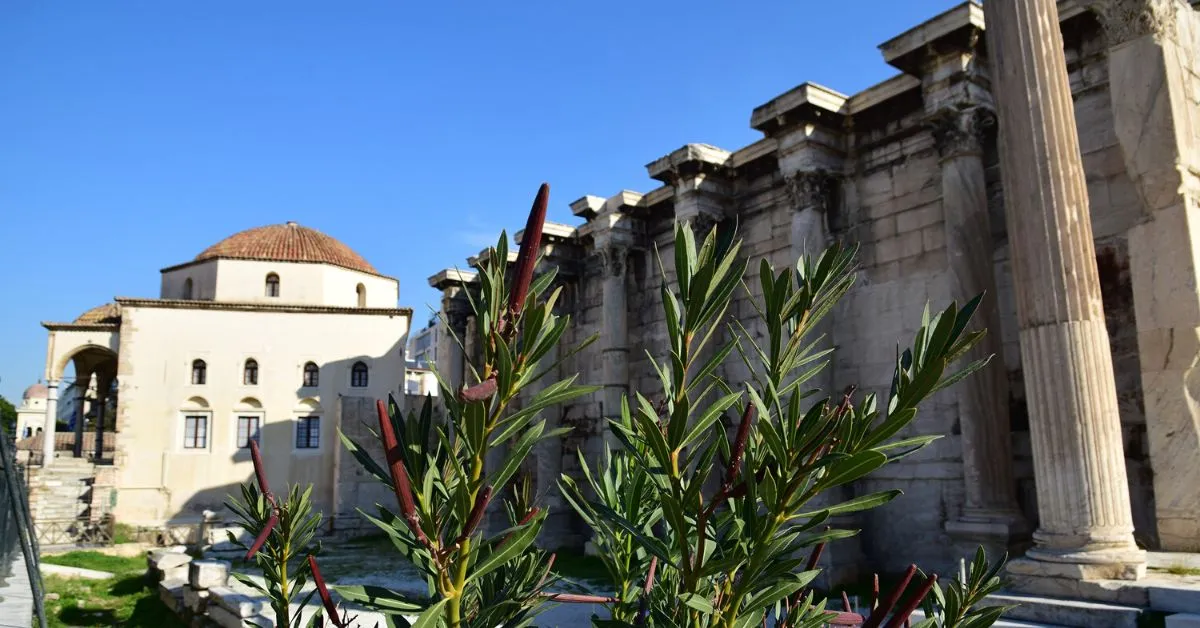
[165,337,409,535]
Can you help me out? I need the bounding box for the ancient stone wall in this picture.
[428,1,1200,575]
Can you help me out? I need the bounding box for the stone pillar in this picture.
[41,379,58,466]
[1092,0,1200,551]
[597,240,630,451]
[983,0,1145,582]
[429,269,477,394]
[931,107,1028,549]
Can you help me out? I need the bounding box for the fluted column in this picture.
[984,0,1145,581]
[42,379,58,466]
[931,107,1028,545]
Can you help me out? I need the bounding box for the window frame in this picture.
[265,273,280,298]
[356,283,367,307]
[295,415,321,451]
[350,361,369,388]
[181,413,211,451]
[191,359,207,386]
[243,358,259,386]
[302,362,320,388]
[235,414,262,449]
[182,278,193,300]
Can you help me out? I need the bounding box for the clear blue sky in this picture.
[0,0,959,401]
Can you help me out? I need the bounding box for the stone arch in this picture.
[236,397,262,410]
[356,283,367,307]
[296,398,322,414]
[182,396,210,411]
[52,344,118,381]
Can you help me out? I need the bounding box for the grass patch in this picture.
[41,551,184,628]
[1164,565,1200,577]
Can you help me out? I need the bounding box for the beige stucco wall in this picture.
[160,259,398,308]
[111,303,409,525]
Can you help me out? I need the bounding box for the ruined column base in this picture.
[1005,547,1148,605]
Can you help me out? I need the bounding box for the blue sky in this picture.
[0,0,960,401]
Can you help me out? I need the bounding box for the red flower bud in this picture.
[453,486,493,547]
[375,399,428,547]
[509,183,549,318]
[862,564,918,628]
[882,574,937,628]
[248,440,275,506]
[459,377,497,403]
[308,555,346,628]
[725,404,756,487]
[245,514,278,560]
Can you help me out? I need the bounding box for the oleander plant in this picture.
[227,182,1015,627]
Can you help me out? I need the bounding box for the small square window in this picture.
[183,415,208,449]
[296,416,320,449]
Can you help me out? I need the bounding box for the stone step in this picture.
[1152,584,1200,614]
[1167,613,1200,628]
[909,609,1066,627]
[985,593,1145,628]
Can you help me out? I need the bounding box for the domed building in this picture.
[37,222,412,529]
[15,382,49,440]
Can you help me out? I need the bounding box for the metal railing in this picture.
[0,431,47,628]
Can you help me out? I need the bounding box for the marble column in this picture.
[931,107,1028,547]
[983,0,1145,581]
[42,379,58,466]
[597,241,630,450]
[785,171,836,409]
[1091,0,1200,551]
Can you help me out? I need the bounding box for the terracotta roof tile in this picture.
[195,222,378,274]
[74,303,122,325]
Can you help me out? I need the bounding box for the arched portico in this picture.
[41,304,122,466]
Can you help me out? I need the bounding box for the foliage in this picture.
[334,183,600,627]
[562,222,1001,627]
[226,441,350,627]
[915,548,1012,628]
[0,394,16,436]
[40,551,185,628]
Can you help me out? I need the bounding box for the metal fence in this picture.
[0,431,47,628]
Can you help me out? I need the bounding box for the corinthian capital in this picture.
[1088,0,1181,46]
[784,171,834,213]
[599,245,629,278]
[929,107,993,160]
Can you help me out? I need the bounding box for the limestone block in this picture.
[1151,584,1200,614]
[210,586,266,617]
[207,604,253,628]
[1167,614,1200,628]
[160,564,190,582]
[153,552,193,570]
[158,577,186,613]
[895,203,941,234]
[183,585,211,613]
[188,560,230,590]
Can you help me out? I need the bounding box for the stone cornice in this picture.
[429,268,479,291]
[1087,0,1183,46]
[112,297,414,318]
[159,256,398,282]
[41,323,120,332]
[880,1,986,75]
[750,82,848,136]
[514,221,577,246]
[645,143,734,184]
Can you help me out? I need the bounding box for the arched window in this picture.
[243,359,258,386]
[191,360,207,385]
[265,273,280,297]
[182,278,193,300]
[351,361,369,388]
[302,362,319,387]
[356,283,366,308]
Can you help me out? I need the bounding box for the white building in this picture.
[16,384,48,440]
[404,318,442,397]
[37,222,412,526]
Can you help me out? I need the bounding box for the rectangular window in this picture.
[183,415,208,449]
[236,416,261,449]
[295,416,320,449]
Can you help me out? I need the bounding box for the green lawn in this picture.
[40,551,185,628]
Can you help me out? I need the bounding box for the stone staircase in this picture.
[26,457,100,530]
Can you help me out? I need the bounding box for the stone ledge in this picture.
[984,592,1145,628]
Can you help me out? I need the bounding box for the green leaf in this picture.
[796,490,901,518]
[331,585,424,612]
[410,598,448,628]
[816,450,888,489]
[680,592,716,615]
[467,515,541,584]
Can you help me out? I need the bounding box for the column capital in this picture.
[1088,0,1183,46]
[784,170,837,213]
[928,106,994,160]
[598,244,630,278]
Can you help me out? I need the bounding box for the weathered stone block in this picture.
[188,559,230,590]
[183,585,211,613]
[1167,613,1200,628]
[158,577,186,613]
[207,604,252,628]
[210,586,265,617]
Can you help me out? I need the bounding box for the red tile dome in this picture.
[195,222,378,274]
[74,302,122,325]
[23,383,48,400]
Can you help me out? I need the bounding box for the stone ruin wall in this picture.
[428,2,1200,576]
